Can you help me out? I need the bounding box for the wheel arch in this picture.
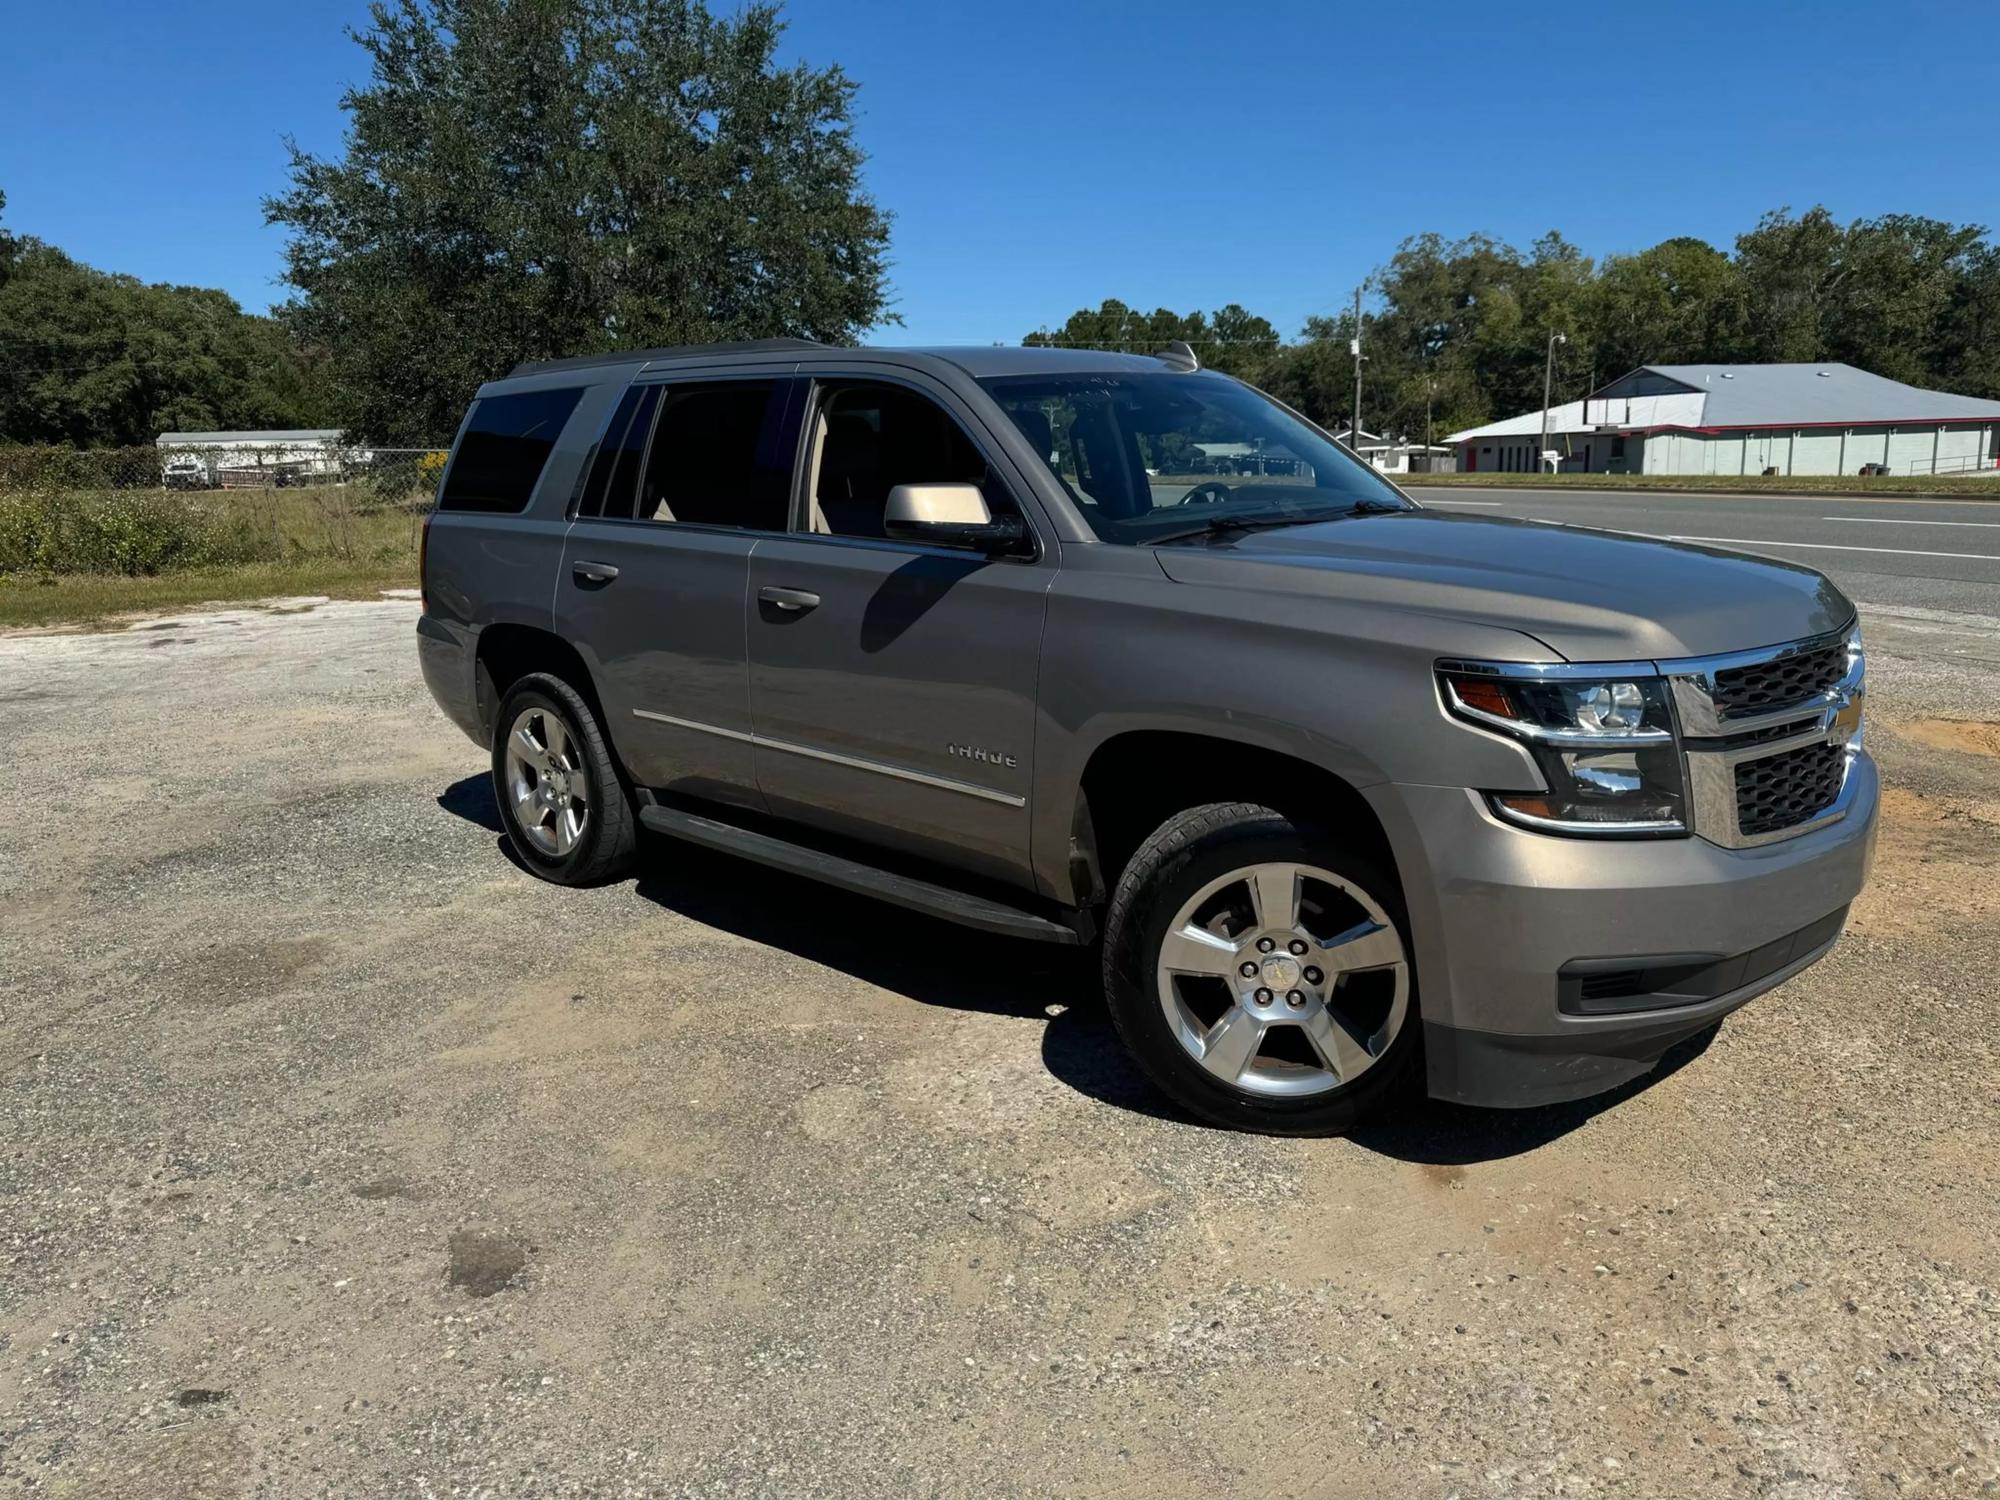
[473,623,607,744]
[1067,729,1401,911]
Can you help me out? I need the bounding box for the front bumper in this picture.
[1366,749,1878,1108]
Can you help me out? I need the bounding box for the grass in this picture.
[0,558,419,629]
[0,481,430,629]
[1396,470,2000,497]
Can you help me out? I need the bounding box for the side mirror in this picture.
[883,483,1030,555]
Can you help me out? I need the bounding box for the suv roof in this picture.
[506,340,1201,382]
[509,338,826,376]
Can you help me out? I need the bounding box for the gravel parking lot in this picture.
[3,596,1997,1498]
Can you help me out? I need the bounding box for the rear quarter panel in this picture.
[418,377,625,741]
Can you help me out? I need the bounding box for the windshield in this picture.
[977,371,1412,543]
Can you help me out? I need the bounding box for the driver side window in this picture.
[807,381,1015,540]
[993,392,1151,517]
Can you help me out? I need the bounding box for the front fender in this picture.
[1028,553,1553,901]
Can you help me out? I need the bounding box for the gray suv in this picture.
[417,339,1876,1135]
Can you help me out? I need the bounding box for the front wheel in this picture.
[490,672,637,885]
[1101,803,1418,1135]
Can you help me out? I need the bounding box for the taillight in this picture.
[418,511,433,614]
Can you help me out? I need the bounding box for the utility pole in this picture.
[1349,286,1365,449]
[1539,330,1567,474]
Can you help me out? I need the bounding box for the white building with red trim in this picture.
[1447,363,2000,478]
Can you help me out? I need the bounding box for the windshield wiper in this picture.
[1148,501,1407,546]
[1148,514,1321,545]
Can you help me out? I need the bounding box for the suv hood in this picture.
[1151,510,1854,662]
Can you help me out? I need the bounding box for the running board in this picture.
[638,804,1089,945]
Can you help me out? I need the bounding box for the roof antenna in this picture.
[1157,340,1200,373]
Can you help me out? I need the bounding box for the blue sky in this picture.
[2,0,1994,344]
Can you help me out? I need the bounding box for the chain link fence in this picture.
[0,443,445,579]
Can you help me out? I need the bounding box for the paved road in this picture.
[1412,485,2000,619]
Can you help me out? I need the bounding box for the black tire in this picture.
[490,672,638,886]
[1101,802,1420,1136]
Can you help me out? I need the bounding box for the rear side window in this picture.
[438,386,586,513]
[578,383,662,519]
[633,381,792,530]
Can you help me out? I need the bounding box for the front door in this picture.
[745,374,1054,891]
[557,372,799,808]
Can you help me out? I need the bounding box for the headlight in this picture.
[1438,664,1688,836]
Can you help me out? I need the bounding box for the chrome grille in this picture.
[1709,640,1847,717]
[1734,740,1848,838]
[1666,626,1864,849]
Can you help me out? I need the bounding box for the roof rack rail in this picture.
[1156,340,1200,373]
[508,337,827,377]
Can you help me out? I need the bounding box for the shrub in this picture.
[0,490,255,576]
[366,448,449,507]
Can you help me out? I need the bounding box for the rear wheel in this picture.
[1102,802,1417,1135]
[490,672,637,885]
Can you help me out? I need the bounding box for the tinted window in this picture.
[438,387,585,513]
[810,382,1008,539]
[580,383,662,519]
[634,381,791,530]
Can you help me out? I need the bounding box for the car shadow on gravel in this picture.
[1347,1024,1720,1166]
[438,774,505,833]
[625,837,1195,1121]
[439,774,1720,1152]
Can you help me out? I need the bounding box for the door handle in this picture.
[758,586,821,612]
[572,560,620,585]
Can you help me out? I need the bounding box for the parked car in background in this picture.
[416,339,1877,1135]
[160,453,215,490]
[156,429,351,489]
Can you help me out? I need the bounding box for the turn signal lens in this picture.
[1453,678,1516,719]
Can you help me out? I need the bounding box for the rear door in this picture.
[744,370,1055,890]
[557,369,800,809]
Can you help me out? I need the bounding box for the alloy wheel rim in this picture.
[1154,861,1409,1099]
[503,706,590,858]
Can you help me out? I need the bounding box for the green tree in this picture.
[1035,204,1999,440]
[1024,299,1279,377]
[1821,214,1986,384]
[1733,206,1849,363]
[1202,303,1281,376]
[0,190,15,290]
[1940,241,2000,399]
[1732,208,1989,383]
[0,233,323,448]
[267,0,893,445]
[1591,237,1746,376]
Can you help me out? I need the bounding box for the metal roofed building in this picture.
[1447,363,2000,478]
[1332,427,1456,475]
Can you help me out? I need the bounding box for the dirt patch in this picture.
[174,936,332,1006]
[1899,717,2000,758]
[448,1229,528,1297]
[1847,786,2000,939]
